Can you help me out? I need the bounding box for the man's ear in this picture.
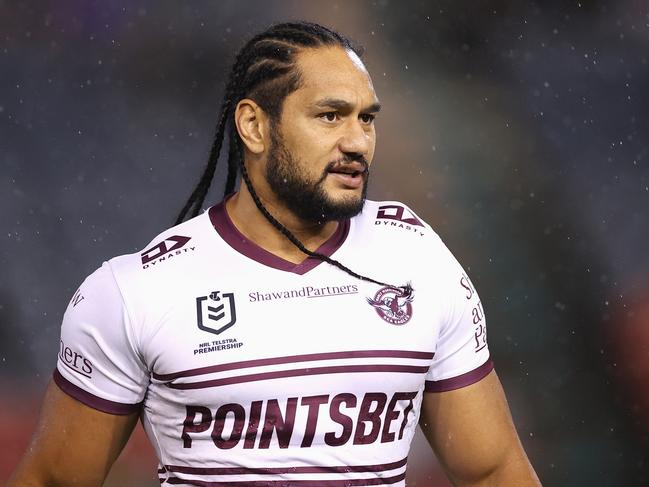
[234,99,268,154]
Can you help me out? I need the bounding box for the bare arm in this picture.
[419,370,541,486]
[7,380,139,487]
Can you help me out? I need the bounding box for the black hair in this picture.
[176,21,410,295]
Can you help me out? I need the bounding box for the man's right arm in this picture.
[10,261,149,485]
[7,381,138,487]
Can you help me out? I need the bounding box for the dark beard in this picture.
[265,129,369,224]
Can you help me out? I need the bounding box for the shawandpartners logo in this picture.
[140,235,195,269]
[248,284,359,303]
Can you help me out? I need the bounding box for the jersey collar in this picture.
[208,199,350,275]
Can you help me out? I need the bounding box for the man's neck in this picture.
[225,185,339,265]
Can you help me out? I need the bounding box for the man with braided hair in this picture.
[9,22,540,486]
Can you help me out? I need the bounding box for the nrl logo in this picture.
[196,291,237,335]
[367,285,414,325]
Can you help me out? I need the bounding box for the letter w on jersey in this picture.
[196,291,237,335]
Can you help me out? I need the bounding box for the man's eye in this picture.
[360,113,376,124]
[319,112,338,122]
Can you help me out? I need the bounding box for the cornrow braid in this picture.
[175,89,234,222]
[175,42,251,223]
[176,21,411,296]
[176,21,359,223]
[223,128,239,196]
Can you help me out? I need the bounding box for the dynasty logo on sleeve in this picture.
[141,235,195,269]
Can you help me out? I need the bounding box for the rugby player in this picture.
[9,21,540,486]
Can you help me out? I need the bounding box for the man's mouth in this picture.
[326,162,367,189]
[329,169,364,177]
[327,161,367,178]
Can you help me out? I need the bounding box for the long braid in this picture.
[175,96,232,224]
[224,129,238,196]
[175,44,252,223]
[176,21,411,296]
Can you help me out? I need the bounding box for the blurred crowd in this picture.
[1,1,648,485]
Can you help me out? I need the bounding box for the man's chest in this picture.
[138,269,442,422]
[144,274,439,391]
[127,241,446,466]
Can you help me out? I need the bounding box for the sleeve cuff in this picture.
[53,369,142,415]
[424,357,494,393]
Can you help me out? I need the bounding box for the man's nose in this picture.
[338,119,372,157]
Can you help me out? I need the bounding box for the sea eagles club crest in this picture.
[196,291,237,335]
[367,286,414,325]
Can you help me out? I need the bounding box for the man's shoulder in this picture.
[352,199,461,270]
[108,211,209,279]
[354,200,468,287]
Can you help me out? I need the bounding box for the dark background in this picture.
[1,1,648,485]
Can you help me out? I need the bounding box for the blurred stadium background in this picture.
[1,0,648,485]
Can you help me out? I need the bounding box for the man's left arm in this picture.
[419,370,541,486]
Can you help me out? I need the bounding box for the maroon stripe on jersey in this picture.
[167,364,429,390]
[153,350,434,381]
[424,357,494,393]
[53,369,142,415]
[166,472,406,486]
[165,457,407,475]
[209,200,350,275]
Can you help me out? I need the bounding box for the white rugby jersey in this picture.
[55,199,493,486]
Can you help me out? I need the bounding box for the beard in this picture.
[264,128,369,224]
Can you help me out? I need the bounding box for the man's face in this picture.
[263,46,380,224]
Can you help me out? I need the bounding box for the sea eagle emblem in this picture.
[367,284,414,325]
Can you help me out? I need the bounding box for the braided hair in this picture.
[176,21,411,295]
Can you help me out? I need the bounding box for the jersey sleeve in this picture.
[54,262,149,414]
[425,241,494,392]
